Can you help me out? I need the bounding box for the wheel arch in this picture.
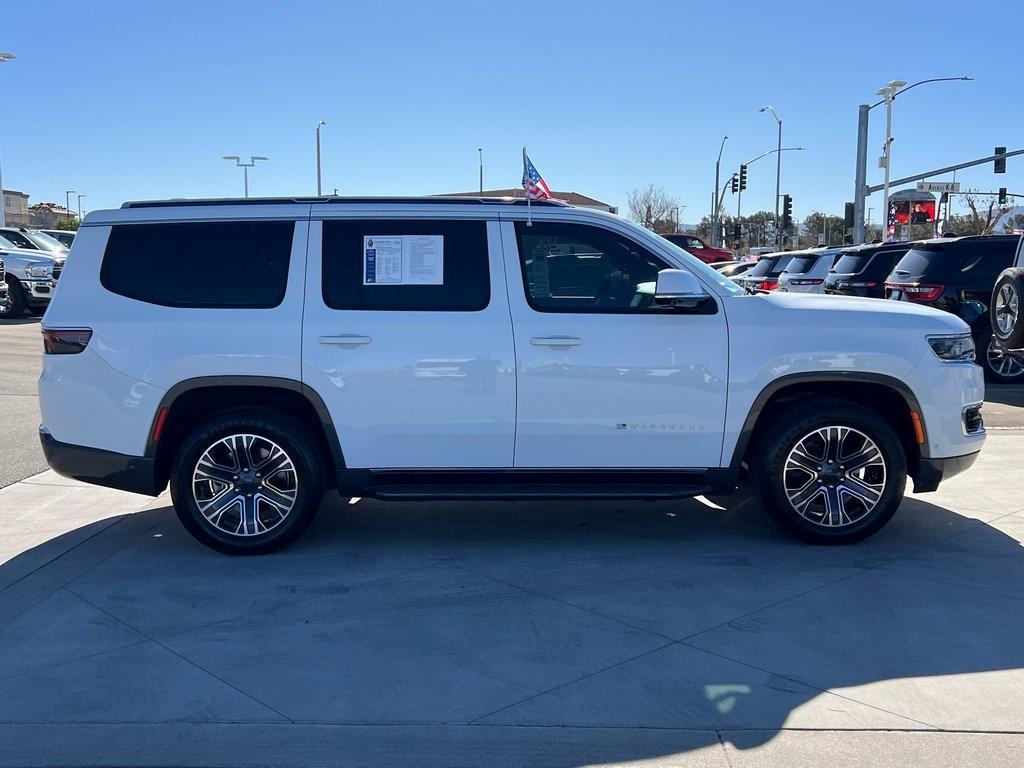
[731,371,927,482]
[147,376,344,492]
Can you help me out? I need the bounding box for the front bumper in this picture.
[39,428,161,496]
[913,451,981,493]
[23,278,56,302]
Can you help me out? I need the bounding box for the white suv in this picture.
[38,197,986,553]
[776,247,844,294]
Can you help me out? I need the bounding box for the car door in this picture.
[302,212,516,469]
[501,216,728,469]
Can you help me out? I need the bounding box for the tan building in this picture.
[2,189,30,227]
[29,202,77,228]
[446,188,618,214]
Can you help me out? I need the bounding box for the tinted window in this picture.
[516,221,674,312]
[832,253,872,274]
[101,221,294,308]
[322,219,489,311]
[1,230,36,249]
[892,240,1015,283]
[747,254,794,277]
[784,255,820,274]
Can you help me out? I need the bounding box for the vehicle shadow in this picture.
[0,315,41,326]
[986,382,1024,407]
[1,490,1022,765]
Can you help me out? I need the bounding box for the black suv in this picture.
[884,234,1022,382]
[824,242,916,299]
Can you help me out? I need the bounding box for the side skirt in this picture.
[336,468,739,501]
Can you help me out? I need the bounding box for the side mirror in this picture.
[654,269,711,309]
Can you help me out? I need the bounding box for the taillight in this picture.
[42,328,92,354]
[887,283,944,302]
[760,278,779,291]
[789,278,824,286]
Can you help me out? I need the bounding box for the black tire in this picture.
[169,409,324,555]
[976,326,1024,383]
[0,277,27,319]
[990,267,1024,349]
[751,398,907,544]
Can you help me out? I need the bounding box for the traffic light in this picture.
[733,222,741,242]
[781,194,793,230]
[730,173,739,194]
[844,202,855,230]
[999,187,1008,205]
[995,147,1007,174]
[739,164,748,191]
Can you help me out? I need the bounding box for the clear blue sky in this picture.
[2,0,1020,224]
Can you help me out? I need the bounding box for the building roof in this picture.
[29,202,76,217]
[445,189,614,208]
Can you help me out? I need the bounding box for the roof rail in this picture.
[121,195,573,209]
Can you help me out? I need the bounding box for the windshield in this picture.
[25,231,68,253]
[1,230,38,249]
[652,227,743,296]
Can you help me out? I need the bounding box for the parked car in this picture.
[0,227,69,257]
[661,233,732,265]
[884,234,1022,382]
[38,229,76,248]
[824,242,917,299]
[39,196,984,553]
[715,260,758,279]
[989,234,1024,359]
[0,233,63,318]
[735,251,796,292]
[777,247,844,294]
[747,247,779,260]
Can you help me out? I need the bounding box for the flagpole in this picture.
[523,146,532,227]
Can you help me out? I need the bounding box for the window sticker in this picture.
[363,235,443,285]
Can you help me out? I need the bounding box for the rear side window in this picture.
[748,254,794,277]
[101,221,294,308]
[784,256,818,274]
[322,219,489,311]
[832,253,872,274]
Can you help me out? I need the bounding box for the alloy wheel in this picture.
[994,283,1019,336]
[783,426,887,528]
[191,434,298,537]
[986,339,1024,380]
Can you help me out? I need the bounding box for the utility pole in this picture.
[877,81,903,241]
[76,194,85,221]
[759,106,783,244]
[315,121,326,196]
[65,190,75,221]
[222,155,268,198]
[478,148,483,194]
[0,52,15,228]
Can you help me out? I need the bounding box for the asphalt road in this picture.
[0,319,44,488]
[3,317,1024,489]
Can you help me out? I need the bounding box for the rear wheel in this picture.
[977,326,1024,383]
[170,410,324,554]
[752,399,907,544]
[991,268,1024,349]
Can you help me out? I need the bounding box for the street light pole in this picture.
[759,106,784,244]
[65,190,75,222]
[853,76,972,244]
[0,52,15,228]
[878,83,901,241]
[315,121,326,196]
[222,155,268,198]
[76,194,85,221]
[478,148,483,194]
[713,135,727,247]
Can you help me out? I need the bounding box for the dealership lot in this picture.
[3,321,1024,766]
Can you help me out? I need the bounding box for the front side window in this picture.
[322,219,489,311]
[101,220,294,308]
[1,230,36,249]
[515,221,677,313]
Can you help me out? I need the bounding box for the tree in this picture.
[946,191,1014,236]
[54,218,80,231]
[627,185,680,234]
[1002,213,1024,234]
[800,211,847,247]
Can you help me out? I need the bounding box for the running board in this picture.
[337,468,738,501]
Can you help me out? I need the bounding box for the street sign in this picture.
[917,181,960,194]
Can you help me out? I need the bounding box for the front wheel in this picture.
[170,409,325,554]
[752,399,907,544]
[977,327,1024,383]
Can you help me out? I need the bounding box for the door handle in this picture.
[530,336,583,348]
[319,334,373,346]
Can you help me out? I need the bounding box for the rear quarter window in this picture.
[100,221,295,308]
[783,255,818,273]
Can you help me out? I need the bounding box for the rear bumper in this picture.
[912,450,980,493]
[39,428,162,496]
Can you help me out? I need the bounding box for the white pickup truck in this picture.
[37,196,985,553]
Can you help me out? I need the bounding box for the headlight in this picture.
[928,334,975,362]
[25,265,52,278]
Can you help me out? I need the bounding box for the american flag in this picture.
[522,148,552,201]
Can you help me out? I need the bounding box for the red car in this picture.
[662,233,732,265]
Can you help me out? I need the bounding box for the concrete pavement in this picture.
[2,435,1024,766]
[0,318,45,488]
